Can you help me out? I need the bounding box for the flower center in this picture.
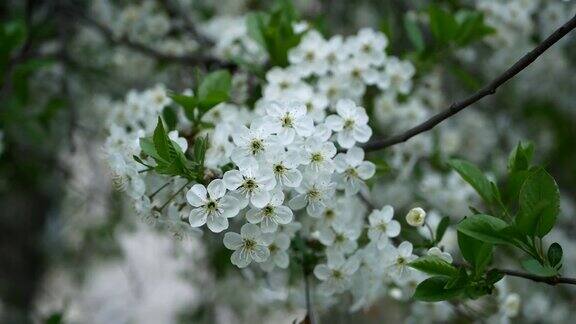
[362,44,372,53]
[308,188,321,201]
[343,119,355,130]
[281,114,293,127]
[305,51,315,61]
[345,167,358,178]
[250,139,264,155]
[243,178,258,191]
[324,209,335,220]
[397,257,406,265]
[273,163,286,174]
[206,200,218,211]
[332,270,343,279]
[311,152,323,163]
[335,233,345,242]
[378,223,387,232]
[243,239,257,249]
[263,205,274,216]
[279,81,289,89]
[351,68,361,78]
[269,244,278,253]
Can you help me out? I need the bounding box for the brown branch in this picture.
[362,13,576,152]
[59,3,236,70]
[156,0,212,46]
[498,268,576,286]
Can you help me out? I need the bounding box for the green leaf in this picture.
[163,106,178,130]
[413,276,463,302]
[485,269,504,285]
[428,5,458,44]
[409,255,458,277]
[246,12,269,49]
[508,141,534,173]
[404,15,425,52]
[133,155,152,168]
[453,11,495,46]
[193,135,208,165]
[457,214,509,245]
[548,242,563,267]
[448,159,494,204]
[140,137,161,161]
[169,93,197,121]
[458,231,492,274]
[517,167,560,237]
[444,267,469,289]
[435,216,450,243]
[153,117,171,161]
[198,70,231,110]
[521,258,557,277]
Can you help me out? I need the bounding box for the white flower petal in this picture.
[188,208,207,227]
[207,179,226,199]
[274,206,293,224]
[251,245,270,262]
[186,185,208,207]
[223,232,243,250]
[207,215,229,233]
[223,170,244,190]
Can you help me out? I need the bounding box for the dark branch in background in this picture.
[58,3,236,71]
[156,0,212,46]
[497,268,576,286]
[302,262,316,324]
[362,14,576,152]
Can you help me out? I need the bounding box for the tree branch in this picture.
[362,13,576,152]
[498,268,576,286]
[156,0,212,46]
[59,3,236,70]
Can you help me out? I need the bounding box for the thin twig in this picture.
[302,264,316,324]
[362,14,576,152]
[59,3,236,70]
[498,268,576,286]
[154,180,191,212]
[156,0,212,45]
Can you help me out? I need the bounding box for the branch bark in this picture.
[362,14,576,152]
[498,268,576,286]
[59,3,236,70]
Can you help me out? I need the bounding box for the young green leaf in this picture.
[163,106,178,130]
[140,137,162,161]
[409,255,458,277]
[404,14,425,52]
[518,167,560,237]
[548,242,563,267]
[521,258,557,277]
[153,117,171,161]
[457,214,509,245]
[448,159,494,204]
[428,5,458,44]
[413,276,463,302]
[457,231,493,275]
[169,93,197,121]
[508,141,534,173]
[197,70,232,110]
[435,216,450,244]
[246,12,269,49]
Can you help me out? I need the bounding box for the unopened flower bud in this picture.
[504,293,521,317]
[406,207,426,227]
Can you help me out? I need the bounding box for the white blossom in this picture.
[325,99,372,148]
[224,223,270,268]
[187,179,240,233]
[367,206,401,249]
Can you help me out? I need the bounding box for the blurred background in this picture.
[1,0,575,323]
